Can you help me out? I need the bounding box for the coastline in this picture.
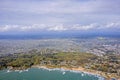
[32,65,120,80]
[5,64,120,80]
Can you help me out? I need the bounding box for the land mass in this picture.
[0,49,120,80]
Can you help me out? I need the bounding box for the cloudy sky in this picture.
[0,0,120,35]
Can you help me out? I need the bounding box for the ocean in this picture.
[0,68,105,80]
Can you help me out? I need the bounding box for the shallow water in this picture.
[0,68,105,80]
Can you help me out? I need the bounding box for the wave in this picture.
[6,69,29,73]
[62,71,66,75]
[5,67,105,80]
[37,67,105,80]
[6,70,11,73]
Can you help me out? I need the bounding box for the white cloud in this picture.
[0,25,19,32]
[0,22,120,32]
[48,24,67,31]
[106,22,120,28]
[72,23,98,30]
[20,24,47,31]
[97,22,120,29]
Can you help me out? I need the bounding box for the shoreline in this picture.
[5,65,120,80]
[32,65,120,80]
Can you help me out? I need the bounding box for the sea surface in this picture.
[0,68,105,80]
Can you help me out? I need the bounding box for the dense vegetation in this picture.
[0,50,97,70]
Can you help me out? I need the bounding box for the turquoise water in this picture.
[0,68,105,80]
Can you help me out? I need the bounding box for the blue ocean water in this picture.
[0,68,105,80]
[0,34,119,40]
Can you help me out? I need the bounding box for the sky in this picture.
[0,0,120,35]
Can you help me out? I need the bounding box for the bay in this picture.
[0,68,105,80]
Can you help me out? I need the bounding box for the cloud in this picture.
[0,22,120,32]
[71,23,98,30]
[97,22,120,29]
[48,24,67,31]
[1,0,120,14]
[106,22,120,28]
[0,0,120,25]
[0,25,19,32]
[0,0,119,35]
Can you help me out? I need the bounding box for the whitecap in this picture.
[19,70,23,73]
[81,73,84,76]
[15,70,20,72]
[36,67,105,80]
[24,69,29,72]
[62,72,66,75]
[6,70,11,73]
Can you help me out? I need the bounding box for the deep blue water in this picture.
[0,68,105,80]
[0,34,120,40]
